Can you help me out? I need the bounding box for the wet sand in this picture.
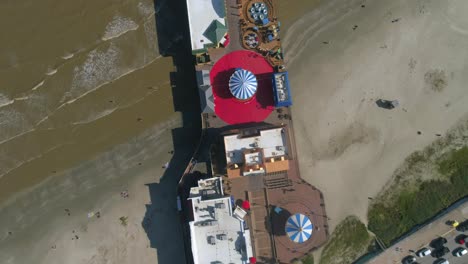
[0,116,183,264]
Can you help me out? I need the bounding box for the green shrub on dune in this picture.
[320,216,372,264]
[368,147,468,245]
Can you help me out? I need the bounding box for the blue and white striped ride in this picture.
[285,213,313,243]
[229,69,257,100]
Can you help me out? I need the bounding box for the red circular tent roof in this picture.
[210,50,274,124]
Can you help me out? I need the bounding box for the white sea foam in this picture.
[137,1,155,17]
[0,94,14,108]
[143,18,158,51]
[35,116,49,127]
[0,93,53,146]
[102,16,139,41]
[61,52,75,60]
[45,68,58,76]
[0,108,34,145]
[72,108,117,125]
[0,95,32,109]
[62,43,121,105]
[59,55,158,109]
[31,80,45,91]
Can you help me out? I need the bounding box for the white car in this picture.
[416,247,431,257]
[455,247,468,257]
[434,259,449,264]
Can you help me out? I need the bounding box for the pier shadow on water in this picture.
[142,0,201,263]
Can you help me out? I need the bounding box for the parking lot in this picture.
[368,200,468,264]
[412,230,467,264]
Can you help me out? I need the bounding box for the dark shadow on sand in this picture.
[142,0,202,263]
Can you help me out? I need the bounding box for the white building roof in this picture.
[224,127,288,165]
[186,0,226,51]
[188,178,254,264]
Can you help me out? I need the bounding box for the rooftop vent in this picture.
[216,203,226,209]
[208,236,216,245]
[217,234,228,240]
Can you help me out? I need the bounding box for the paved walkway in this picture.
[225,0,243,52]
[369,200,468,264]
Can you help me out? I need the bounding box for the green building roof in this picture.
[203,20,227,44]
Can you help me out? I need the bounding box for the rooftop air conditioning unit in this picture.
[217,234,227,240]
[208,236,216,245]
[216,203,226,209]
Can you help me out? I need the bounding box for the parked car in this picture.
[432,247,450,258]
[456,234,467,244]
[456,220,468,231]
[402,255,417,264]
[434,258,449,264]
[448,220,459,227]
[454,247,468,257]
[431,237,448,248]
[416,247,431,257]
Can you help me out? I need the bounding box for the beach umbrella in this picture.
[242,200,251,210]
[285,213,313,243]
[229,69,257,100]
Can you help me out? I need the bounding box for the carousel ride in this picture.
[285,213,313,244]
[229,69,258,101]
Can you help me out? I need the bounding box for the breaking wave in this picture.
[102,16,139,41]
[45,68,58,76]
[137,1,156,17]
[72,108,117,125]
[0,94,14,108]
[59,55,158,109]
[0,143,63,180]
[31,80,45,91]
[61,52,75,60]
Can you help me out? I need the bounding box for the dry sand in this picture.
[286,0,468,232]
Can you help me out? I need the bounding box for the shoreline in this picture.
[0,56,175,205]
[0,115,182,264]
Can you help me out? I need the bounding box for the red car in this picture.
[456,234,467,244]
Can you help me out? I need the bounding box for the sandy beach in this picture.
[0,116,183,264]
[4,0,468,263]
[286,0,468,232]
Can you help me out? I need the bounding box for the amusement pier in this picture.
[177,0,329,263]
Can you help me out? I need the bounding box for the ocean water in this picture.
[0,0,317,204]
[0,0,174,203]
